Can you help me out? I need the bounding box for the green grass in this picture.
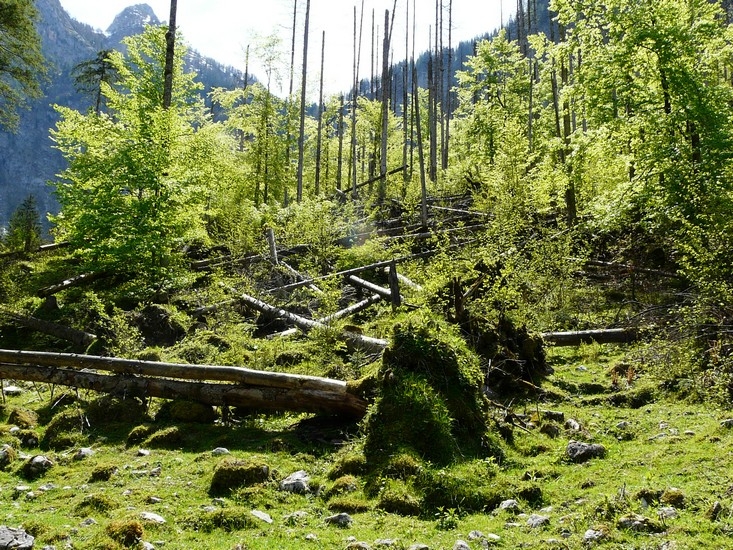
[2,343,733,549]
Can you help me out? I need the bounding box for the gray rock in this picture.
[719,419,733,428]
[0,526,34,549]
[74,447,94,461]
[137,449,150,456]
[583,529,605,542]
[211,447,230,455]
[142,543,156,550]
[324,512,352,527]
[453,541,470,550]
[375,540,397,547]
[346,543,370,550]
[566,440,606,463]
[617,513,657,532]
[305,534,318,541]
[2,385,23,396]
[80,518,97,526]
[499,499,520,511]
[140,512,166,524]
[468,530,485,540]
[564,418,581,431]
[408,545,429,550]
[280,470,310,494]
[527,514,550,528]
[658,506,678,520]
[251,510,273,524]
[0,446,15,469]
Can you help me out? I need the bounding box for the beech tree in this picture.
[51,26,225,278]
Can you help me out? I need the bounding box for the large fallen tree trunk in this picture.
[541,328,640,346]
[0,349,348,392]
[0,364,367,417]
[0,309,96,347]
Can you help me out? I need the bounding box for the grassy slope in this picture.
[1,343,732,549]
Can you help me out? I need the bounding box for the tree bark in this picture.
[162,0,177,110]
[0,363,367,417]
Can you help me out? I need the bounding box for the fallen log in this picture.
[0,349,347,393]
[270,293,382,339]
[37,271,110,298]
[270,249,438,294]
[347,275,400,303]
[234,291,388,353]
[0,309,96,347]
[0,364,367,417]
[541,328,640,346]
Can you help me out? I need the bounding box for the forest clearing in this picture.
[2,0,733,548]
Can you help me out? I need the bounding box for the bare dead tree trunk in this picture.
[413,64,428,227]
[162,0,177,110]
[402,0,410,191]
[378,8,391,203]
[337,93,345,191]
[350,1,365,198]
[442,0,453,171]
[296,0,311,203]
[315,31,326,196]
[285,0,298,172]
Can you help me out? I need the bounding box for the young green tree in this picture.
[5,194,41,252]
[0,0,46,130]
[51,26,224,279]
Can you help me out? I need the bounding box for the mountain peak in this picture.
[106,4,161,39]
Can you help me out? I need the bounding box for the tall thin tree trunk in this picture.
[337,93,345,191]
[162,0,177,110]
[443,0,453,171]
[315,31,326,195]
[296,0,311,202]
[402,0,410,190]
[286,0,298,170]
[413,65,428,228]
[378,8,391,203]
[351,1,365,198]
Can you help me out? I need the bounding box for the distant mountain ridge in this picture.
[0,0,245,231]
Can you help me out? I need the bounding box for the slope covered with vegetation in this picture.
[1,0,733,548]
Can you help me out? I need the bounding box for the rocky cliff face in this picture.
[0,0,242,231]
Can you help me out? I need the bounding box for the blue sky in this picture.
[59,0,510,95]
